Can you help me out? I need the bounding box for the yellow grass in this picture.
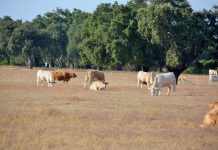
[0,66,218,150]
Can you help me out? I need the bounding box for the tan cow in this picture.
[200,110,218,128]
[137,71,156,89]
[89,80,108,91]
[84,69,106,88]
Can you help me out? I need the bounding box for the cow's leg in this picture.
[137,79,140,88]
[173,83,176,95]
[37,78,39,86]
[41,80,44,86]
[153,89,158,96]
[47,81,50,87]
[166,86,171,96]
[88,78,92,86]
[140,81,143,88]
[158,89,161,96]
[147,82,152,89]
[209,77,211,85]
[84,76,88,88]
[39,79,43,87]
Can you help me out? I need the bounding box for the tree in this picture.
[80,3,113,69]
[137,0,214,82]
[67,9,89,68]
[46,23,68,67]
[0,16,21,65]
[105,3,135,68]
[7,22,44,67]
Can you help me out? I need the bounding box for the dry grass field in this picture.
[0,66,218,150]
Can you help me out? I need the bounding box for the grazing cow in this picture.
[200,110,218,128]
[137,71,156,89]
[209,102,218,111]
[150,72,176,96]
[84,69,106,88]
[53,71,77,84]
[37,70,55,87]
[209,69,217,76]
[89,80,108,91]
[209,75,218,85]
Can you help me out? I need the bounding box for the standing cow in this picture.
[150,72,176,96]
[137,71,156,89]
[37,70,55,87]
[53,71,77,84]
[84,69,106,88]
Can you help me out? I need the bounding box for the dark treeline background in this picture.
[0,0,217,78]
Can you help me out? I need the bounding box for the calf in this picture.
[89,80,108,91]
[151,72,176,96]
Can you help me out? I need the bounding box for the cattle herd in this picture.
[36,68,218,128]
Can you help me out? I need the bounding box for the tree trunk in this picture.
[27,58,32,69]
[168,66,187,85]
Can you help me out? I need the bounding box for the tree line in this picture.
[0,0,217,79]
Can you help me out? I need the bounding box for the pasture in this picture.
[0,66,218,150]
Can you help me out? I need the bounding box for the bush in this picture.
[0,58,9,65]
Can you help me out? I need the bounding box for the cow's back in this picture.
[53,71,65,81]
[154,72,176,87]
[87,70,105,82]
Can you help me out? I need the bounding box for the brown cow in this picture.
[53,71,77,83]
[84,69,106,88]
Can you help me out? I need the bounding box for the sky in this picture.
[0,0,217,21]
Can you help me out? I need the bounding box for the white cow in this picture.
[37,70,55,87]
[137,71,156,89]
[89,80,108,91]
[209,69,217,76]
[209,75,218,85]
[150,72,176,96]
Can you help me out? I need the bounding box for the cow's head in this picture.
[64,72,77,81]
[70,72,77,78]
[96,81,109,90]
